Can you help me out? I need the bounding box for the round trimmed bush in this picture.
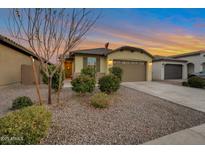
[81,67,96,78]
[90,92,110,108]
[109,66,123,81]
[188,76,205,88]
[11,96,33,110]
[0,106,51,145]
[71,75,96,93]
[98,75,120,94]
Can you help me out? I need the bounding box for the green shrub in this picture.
[182,81,189,87]
[98,75,120,94]
[41,65,65,91]
[109,66,123,81]
[52,68,65,91]
[71,75,96,93]
[90,92,110,108]
[11,96,33,110]
[188,76,205,88]
[81,67,96,78]
[0,106,51,145]
[64,68,69,78]
[41,65,55,85]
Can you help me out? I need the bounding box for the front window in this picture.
[87,57,97,68]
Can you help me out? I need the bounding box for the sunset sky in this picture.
[1,8,205,56]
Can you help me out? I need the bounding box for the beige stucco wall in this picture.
[0,44,40,86]
[74,55,83,73]
[100,57,107,73]
[107,50,153,81]
[74,55,107,74]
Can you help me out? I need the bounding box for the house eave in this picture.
[153,59,187,63]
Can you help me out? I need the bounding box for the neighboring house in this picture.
[152,50,205,80]
[64,46,153,82]
[0,34,41,86]
[152,57,187,80]
[171,51,205,75]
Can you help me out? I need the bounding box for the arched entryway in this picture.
[187,63,194,75]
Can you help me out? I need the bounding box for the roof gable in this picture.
[110,46,153,58]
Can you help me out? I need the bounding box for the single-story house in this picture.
[64,46,153,82]
[0,34,41,86]
[152,57,187,80]
[171,51,205,75]
[152,50,205,80]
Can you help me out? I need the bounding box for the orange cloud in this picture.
[75,26,205,56]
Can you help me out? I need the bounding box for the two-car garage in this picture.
[107,46,153,82]
[113,60,146,82]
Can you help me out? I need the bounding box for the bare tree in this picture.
[8,8,100,104]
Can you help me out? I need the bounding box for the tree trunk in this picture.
[48,76,52,104]
[57,61,64,104]
[30,56,42,105]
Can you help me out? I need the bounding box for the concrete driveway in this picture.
[122,82,205,113]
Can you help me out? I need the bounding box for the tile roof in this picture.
[153,56,187,63]
[0,34,38,59]
[66,46,153,59]
[0,34,52,64]
[113,46,153,58]
[170,50,205,58]
[66,48,111,58]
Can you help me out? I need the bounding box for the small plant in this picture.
[182,81,189,87]
[0,106,51,145]
[81,67,96,78]
[41,64,65,91]
[188,76,205,88]
[109,66,123,81]
[98,75,120,94]
[11,96,33,110]
[90,92,110,108]
[71,75,96,93]
[64,68,70,78]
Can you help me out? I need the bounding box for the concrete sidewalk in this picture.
[122,81,205,112]
[144,124,205,145]
[63,79,72,88]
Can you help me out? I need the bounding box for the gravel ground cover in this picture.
[0,84,48,116]
[42,86,205,145]
[1,84,205,144]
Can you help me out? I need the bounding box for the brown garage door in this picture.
[113,60,146,82]
[164,64,182,80]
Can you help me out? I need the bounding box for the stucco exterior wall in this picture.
[176,54,205,73]
[153,61,187,80]
[0,44,40,86]
[153,61,162,80]
[74,55,107,74]
[74,55,83,73]
[100,57,107,73]
[107,50,153,81]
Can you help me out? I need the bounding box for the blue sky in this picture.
[1,8,205,56]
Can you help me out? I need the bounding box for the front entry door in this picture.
[64,61,72,78]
